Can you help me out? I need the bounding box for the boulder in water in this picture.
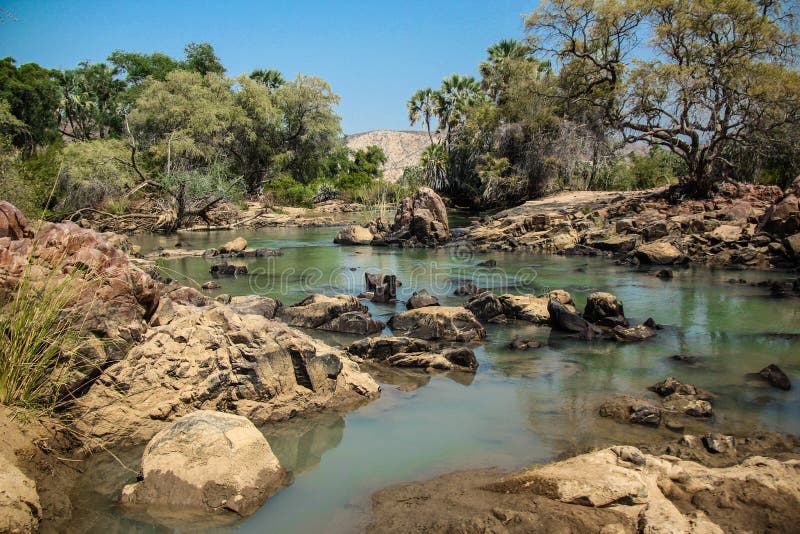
[334,225,374,245]
[280,294,384,335]
[406,289,440,309]
[388,306,485,342]
[759,363,791,390]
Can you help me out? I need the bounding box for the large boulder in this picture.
[279,294,384,335]
[73,300,379,449]
[392,187,449,245]
[0,201,33,240]
[758,194,800,237]
[388,306,485,342]
[465,291,506,322]
[583,292,627,327]
[635,240,684,265]
[0,220,159,394]
[347,336,478,372]
[0,455,41,533]
[228,295,282,318]
[334,225,374,246]
[120,411,285,516]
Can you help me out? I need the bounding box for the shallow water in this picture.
[70,225,800,533]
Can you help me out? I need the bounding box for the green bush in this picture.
[264,174,314,206]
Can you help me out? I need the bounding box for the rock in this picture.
[0,201,33,240]
[406,289,440,309]
[334,225,374,245]
[759,194,800,237]
[388,306,486,342]
[254,248,282,257]
[210,263,248,276]
[642,317,661,329]
[201,281,221,290]
[548,298,600,340]
[74,300,379,449]
[759,363,792,390]
[228,295,282,319]
[365,273,398,303]
[599,396,662,426]
[671,354,699,364]
[662,395,713,417]
[347,336,432,360]
[499,290,574,324]
[649,377,712,400]
[0,221,160,394]
[635,240,684,265]
[785,233,800,259]
[710,224,743,242]
[702,433,736,454]
[120,411,285,516]
[280,294,384,335]
[346,336,478,372]
[476,259,497,267]
[583,292,627,327]
[392,187,449,245]
[508,336,542,350]
[656,269,674,279]
[0,455,41,533]
[453,282,481,296]
[465,291,505,322]
[219,237,247,254]
[591,234,638,253]
[610,324,656,342]
[642,221,669,240]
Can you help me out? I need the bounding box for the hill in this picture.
[346,130,435,183]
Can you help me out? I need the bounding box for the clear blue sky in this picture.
[0,0,538,134]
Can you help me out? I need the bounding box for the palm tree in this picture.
[420,143,448,191]
[407,88,438,143]
[436,74,483,146]
[479,39,537,102]
[249,69,285,93]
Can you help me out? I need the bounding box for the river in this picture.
[67,223,800,533]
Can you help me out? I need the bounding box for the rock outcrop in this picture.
[347,336,478,372]
[406,289,440,309]
[387,306,486,342]
[74,299,380,449]
[121,411,285,516]
[583,292,627,327]
[279,294,385,335]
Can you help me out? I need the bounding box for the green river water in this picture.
[67,223,800,533]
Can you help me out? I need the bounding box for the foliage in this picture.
[0,57,60,150]
[0,265,85,410]
[264,174,314,206]
[249,68,285,92]
[183,42,225,76]
[58,61,127,141]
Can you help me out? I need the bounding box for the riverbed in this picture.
[68,224,800,533]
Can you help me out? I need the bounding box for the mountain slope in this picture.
[346,130,435,183]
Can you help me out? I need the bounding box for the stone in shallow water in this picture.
[121,410,285,516]
[759,363,791,390]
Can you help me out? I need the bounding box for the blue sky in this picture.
[0,0,537,134]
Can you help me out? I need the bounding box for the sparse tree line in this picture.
[407,0,800,208]
[0,42,389,229]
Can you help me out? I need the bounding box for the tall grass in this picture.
[0,261,87,410]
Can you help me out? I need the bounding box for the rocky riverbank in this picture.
[335,180,800,272]
[369,431,800,533]
[0,201,380,531]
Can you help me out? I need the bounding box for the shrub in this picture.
[263,174,314,206]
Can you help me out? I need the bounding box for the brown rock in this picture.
[0,201,33,240]
[388,306,486,342]
[219,237,247,254]
[392,187,449,244]
[333,225,373,245]
[635,240,684,265]
[0,455,41,533]
[583,292,627,327]
[120,411,285,516]
[406,289,440,309]
[279,294,384,335]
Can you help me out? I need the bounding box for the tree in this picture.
[478,39,549,103]
[526,0,800,197]
[0,58,60,150]
[108,50,181,85]
[271,75,342,183]
[420,143,449,190]
[435,74,484,147]
[249,68,285,93]
[407,88,438,142]
[183,42,225,76]
[58,61,126,140]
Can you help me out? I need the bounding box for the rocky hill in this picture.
[346,130,435,183]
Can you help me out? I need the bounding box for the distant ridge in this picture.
[346,129,437,183]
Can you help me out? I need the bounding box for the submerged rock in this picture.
[279,294,384,335]
[210,263,248,276]
[508,336,542,350]
[453,282,481,296]
[759,363,792,390]
[121,411,285,516]
[388,306,485,342]
[599,396,662,426]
